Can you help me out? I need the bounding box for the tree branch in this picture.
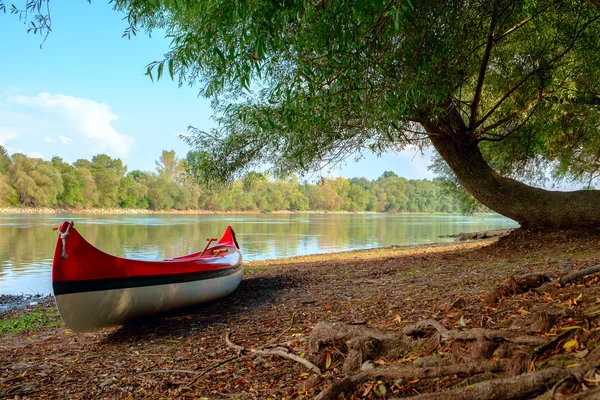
[469,1,499,130]
[475,13,600,129]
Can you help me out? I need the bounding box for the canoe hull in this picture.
[55,265,242,332]
[52,222,243,332]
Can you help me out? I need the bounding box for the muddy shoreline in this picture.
[0,294,53,316]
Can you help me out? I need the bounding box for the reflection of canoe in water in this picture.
[51,221,243,332]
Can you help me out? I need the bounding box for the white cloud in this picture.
[0,128,19,146]
[44,136,56,143]
[59,135,74,145]
[9,93,133,157]
[26,151,44,159]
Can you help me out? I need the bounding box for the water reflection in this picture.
[0,213,517,295]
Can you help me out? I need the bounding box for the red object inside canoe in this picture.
[52,221,239,283]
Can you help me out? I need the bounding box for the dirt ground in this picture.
[3,229,600,399]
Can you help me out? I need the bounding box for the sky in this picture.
[0,1,434,181]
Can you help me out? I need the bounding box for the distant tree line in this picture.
[0,146,470,213]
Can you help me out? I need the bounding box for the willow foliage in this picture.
[112,0,600,186]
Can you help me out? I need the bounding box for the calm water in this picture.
[0,213,517,295]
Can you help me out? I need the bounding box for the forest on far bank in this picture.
[0,147,471,213]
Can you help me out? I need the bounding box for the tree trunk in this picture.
[421,116,600,229]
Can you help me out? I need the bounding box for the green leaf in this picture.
[157,62,164,81]
[145,68,154,83]
[168,59,174,80]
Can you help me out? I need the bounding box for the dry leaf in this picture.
[362,382,375,397]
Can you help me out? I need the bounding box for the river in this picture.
[0,213,517,295]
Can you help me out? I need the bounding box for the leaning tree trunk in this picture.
[421,117,600,229]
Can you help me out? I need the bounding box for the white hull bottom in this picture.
[55,270,243,332]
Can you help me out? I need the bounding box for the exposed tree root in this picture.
[560,265,600,286]
[403,319,547,345]
[531,330,574,358]
[313,360,506,400]
[399,367,568,400]
[309,321,439,373]
[309,319,600,399]
[483,274,551,305]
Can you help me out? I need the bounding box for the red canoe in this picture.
[52,221,243,332]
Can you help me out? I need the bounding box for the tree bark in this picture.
[421,112,600,229]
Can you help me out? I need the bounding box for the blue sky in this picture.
[0,1,434,180]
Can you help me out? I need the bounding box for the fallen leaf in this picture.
[362,382,375,397]
[560,326,583,331]
[563,339,579,350]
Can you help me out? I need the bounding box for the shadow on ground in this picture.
[103,274,302,343]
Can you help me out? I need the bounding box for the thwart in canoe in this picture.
[51,221,243,332]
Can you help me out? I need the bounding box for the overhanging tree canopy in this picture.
[7,0,600,227]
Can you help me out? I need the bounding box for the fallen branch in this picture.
[225,331,244,356]
[399,367,568,400]
[404,319,547,345]
[314,360,506,400]
[225,331,321,374]
[253,347,321,374]
[560,265,600,286]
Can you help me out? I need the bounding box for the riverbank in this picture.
[3,229,600,399]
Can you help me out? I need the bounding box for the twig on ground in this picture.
[265,311,298,347]
[225,331,244,356]
[253,347,321,374]
[226,331,321,374]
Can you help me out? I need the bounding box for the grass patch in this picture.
[0,307,61,335]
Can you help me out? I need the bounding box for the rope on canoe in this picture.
[58,222,72,259]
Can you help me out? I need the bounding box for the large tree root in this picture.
[487,264,600,305]
[403,319,547,345]
[310,321,600,399]
[398,367,568,400]
[309,321,440,373]
[560,265,600,286]
[483,274,551,305]
[309,320,546,375]
[314,360,506,400]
